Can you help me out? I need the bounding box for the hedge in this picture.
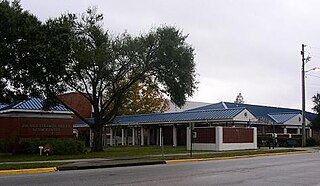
[19,139,85,155]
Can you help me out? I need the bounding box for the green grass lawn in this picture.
[152,148,299,160]
[0,147,300,170]
[0,162,65,170]
[0,146,189,162]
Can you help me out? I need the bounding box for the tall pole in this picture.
[301,44,306,147]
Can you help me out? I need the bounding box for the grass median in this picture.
[149,148,300,160]
[0,146,189,163]
[0,162,66,170]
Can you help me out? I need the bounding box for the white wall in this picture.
[233,109,257,122]
[285,114,310,126]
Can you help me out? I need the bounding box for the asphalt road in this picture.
[1,152,320,186]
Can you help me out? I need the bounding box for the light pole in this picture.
[301,44,307,147]
[301,44,320,147]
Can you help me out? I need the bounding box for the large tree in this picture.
[0,0,41,103]
[0,0,72,104]
[3,5,197,151]
[61,9,197,151]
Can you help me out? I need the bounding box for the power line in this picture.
[306,74,320,79]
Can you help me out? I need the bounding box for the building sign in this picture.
[21,124,72,135]
[19,118,73,137]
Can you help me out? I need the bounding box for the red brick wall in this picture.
[194,128,216,143]
[0,117,20,140]
[223,128,253,143]
[163,126,173,145]
[19,118,73,139]
[0,117,73,140]
[59,92,92,123]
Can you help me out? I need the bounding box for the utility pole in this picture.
[301,44,306,147]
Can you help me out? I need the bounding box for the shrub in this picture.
[258,134,302,147]
[306,137,317,147]
[0,138,15,153]
[18,139,85,155]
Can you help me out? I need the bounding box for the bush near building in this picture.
[19,139,85,155]
[258,134,302,147]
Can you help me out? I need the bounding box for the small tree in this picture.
[311,93,320,130]
[312,93,320,114]
[118,81,169,115]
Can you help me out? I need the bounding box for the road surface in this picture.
[1,152,320,186]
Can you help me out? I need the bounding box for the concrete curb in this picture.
[0,167,56,175]
[56,160,166,171]
[165,151,309,164]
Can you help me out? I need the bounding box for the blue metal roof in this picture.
[0,98,69,112]
[0,104,8,110]
[75,107,248,126]
[114,107,246,124]
[187,102,317,123]
[268,112,300,123]
[75,101,318,127]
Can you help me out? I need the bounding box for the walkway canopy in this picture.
[75,107,256,127]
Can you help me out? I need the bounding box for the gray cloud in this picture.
[20,0,320,111]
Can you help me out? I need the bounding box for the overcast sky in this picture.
[20,0,320,112]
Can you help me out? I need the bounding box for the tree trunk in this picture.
[91,124,104,152]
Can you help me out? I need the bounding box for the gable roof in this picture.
[187,102,317,123]
[0,104,8,110]
[268,112,300,123]
[0,98,69,112]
